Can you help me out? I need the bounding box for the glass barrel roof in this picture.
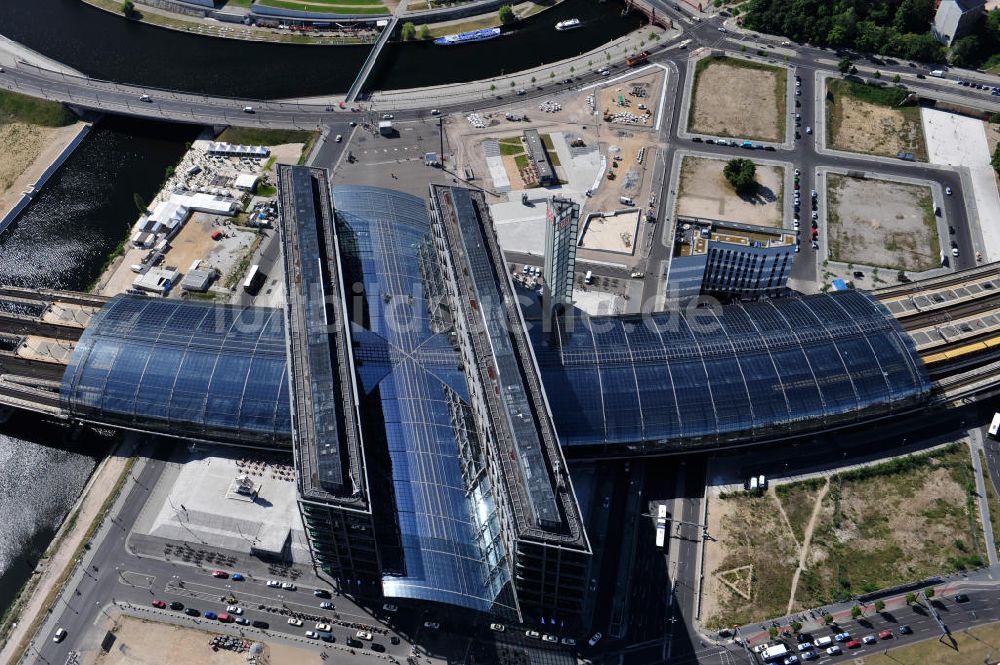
[530,291,931,448]
[332,185,514,614]
[60,296,291,445]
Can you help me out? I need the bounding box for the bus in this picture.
[655,504,667,549]
[243,264,265,295]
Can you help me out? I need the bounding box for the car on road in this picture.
[862,635,877,645]
[267,580,280,588]
[205,611,218,620]
[953,247,960,256]
[806,126,812,134]
[561,637,576,646]
[588,632,603,646]
[231,573,244,581]
[316,623,332,631]
[243,106,254,114]
[320,601,334,610]
[718,26,727,32]
[288,618,303,627]
[525,630,541,639]
[423,621,440,629]
[280,582,296,590]
[955,593,970,602]
[169,602,184,611]
[185,608,200,617]
[564,78,573,84]
[845,639,859,648]
[382,114,393,120]
[356,630,373,640]
[692,137,703,142]
[490,623,505,632]
[542,634,558,643]
[946,187,953,195]
[226,605,243,615]
[878,630,893,640]
[783,656,799,664]
[313,589,331,598]
[140,94,152,103]
[801,651,818,661]
[371,642,385,651]
[826,645,842,655]
[53,628,67,643]
[797,642,813,651]
[349,120,357,127]
[382,603,398,612]
[252,620,269,629]
[346,638,363,648]
[430,108,441,114]
[152,600,167,609]
[235,617,250,625]
[212,570,228,578]
[898,625,912,635]
[319,631,334,642]
[335,134,343,143]
[305,630,318,639]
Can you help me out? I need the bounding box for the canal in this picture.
[0,115,196,616]
[0,0,644,98]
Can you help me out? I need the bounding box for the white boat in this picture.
[555,18,581,31]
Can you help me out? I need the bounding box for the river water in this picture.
[0,115,195,614]
[0,0,644,97]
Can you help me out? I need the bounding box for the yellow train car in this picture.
[923,335,1000,365]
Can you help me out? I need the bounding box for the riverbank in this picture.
[79,0,380,45]
[0,435,135,665]
[410,0,561,38]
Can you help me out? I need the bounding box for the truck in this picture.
[929,69,945,78]
[655,504,667,549]
[761,644,789,662]
[989,412,1000,438]
[626,51,650,67]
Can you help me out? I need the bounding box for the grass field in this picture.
[498,137,524,156]
[860,621,1000,664]
[826,78,926,160]
[256,0,388,13]
[0,90,75,127]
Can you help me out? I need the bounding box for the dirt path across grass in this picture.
[785,478,830,615]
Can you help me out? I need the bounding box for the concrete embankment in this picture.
[0,120,95,239]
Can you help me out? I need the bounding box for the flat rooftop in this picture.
[674,215,795,257]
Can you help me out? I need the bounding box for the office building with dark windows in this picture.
[542,196,580,320]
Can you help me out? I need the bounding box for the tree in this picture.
[419,24,430,40]
[838,56,853,74]
[823,613,834,625]
[992,144,1000,175]
[894,0,935,34]
[121,0,139,18]
[851,605,862,619]
[723,158,757,195]
[401,21,416,41]
[925,588,935,599]
[791,621,802,633]
[498,4,515,25]
[873,69,881,78]
[768,626,779,639]
[874,599,886,613]
[905,592,917,605]
[988,8,1000,43]
[892,73,901,83]
[950,36,981,67]
[989,112,1000,124]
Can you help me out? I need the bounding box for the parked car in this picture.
[53,628,67,643]
[266,580,281,588]
[315,623,332,631]
[898,625,912,635]
[305,630,318,639]
[862,635,877,645]
[490,623,505,632]
[423,621,440,629]
[525,630,541,639]
[542,634,558,643]
[169,601,184,611]
[382,603,398,612]
[231,573,244,581]
[313,589,331,598]
[288,618,303,627]
[356,630,374,640]
[235,617,250,625]
[152,600,166,609]
[212,570,228,578]
[878,630,893,640]
[826,645,842,655]
[588,632,603,646]
[320,601,334,610]
[280,582,296,590]
[185,608,200,617]
[204,611,218,621]
[226,605,243,615]
[252,620,270,629]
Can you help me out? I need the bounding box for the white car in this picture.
[305,630,318,639]
[945,186,953,195]
[561,637,577,646]
[356,630,373,640]
[423,621,440,629]
[287,618,303,627]
[542,634,558,643]
[382,113,394,120]
[315,622,331,631]
[490,623,505,632]
[862,635,877,645]
[525,630,541,639]
[588,632,603,646]
[235,617,250,625]
[226,605,243,615]
[798,642,813,651]
[806,126,812,134]
[267,580,281,588]
[335,134,343,143]
[53,628,67,643]
[430,109,441,114]
[826,645,842,655]
[139,94,151,102]
[718,26,727,32]
[243,106,254,113]
[281,582,296,590]
[952,247,960,256]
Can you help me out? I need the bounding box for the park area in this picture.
[826,173,939,272]
[826,78,926,160]
[703,444,986,629]
[688,56,786,142]
[860,621,1000,664]
[676,156,784,227]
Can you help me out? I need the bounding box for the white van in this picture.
[619,196,635,206]
[584,270,593,284]
[243,106,255,113]
[814,635,833,648]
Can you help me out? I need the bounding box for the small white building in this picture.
[142,192,237,239]
[133,267,181,295]
[234,173,259,192]
[933,0,985,45]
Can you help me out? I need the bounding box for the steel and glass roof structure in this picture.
[61,295,290,445]
[531,291,931,450]
[333,185,517,614]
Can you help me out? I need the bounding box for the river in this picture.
[0,115,196,615]
[0,0,644,98]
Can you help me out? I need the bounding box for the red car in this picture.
[878,629,893,640]
[846,639,860,649]
[212,570,228,578]
[217,613,233,623]
[152,600,166,609]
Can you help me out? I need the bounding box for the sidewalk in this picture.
[0,436,137,665]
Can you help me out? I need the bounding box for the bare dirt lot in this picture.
[688,56,786,142]
[0,121,86,218]
[677,156,784,227]
[826,174,939,271]
[827,80,926,159]
[87,615,320,665]
[600,71,662,129]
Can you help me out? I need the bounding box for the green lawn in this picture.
[256,0,388,13]
[0,90,76,127]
